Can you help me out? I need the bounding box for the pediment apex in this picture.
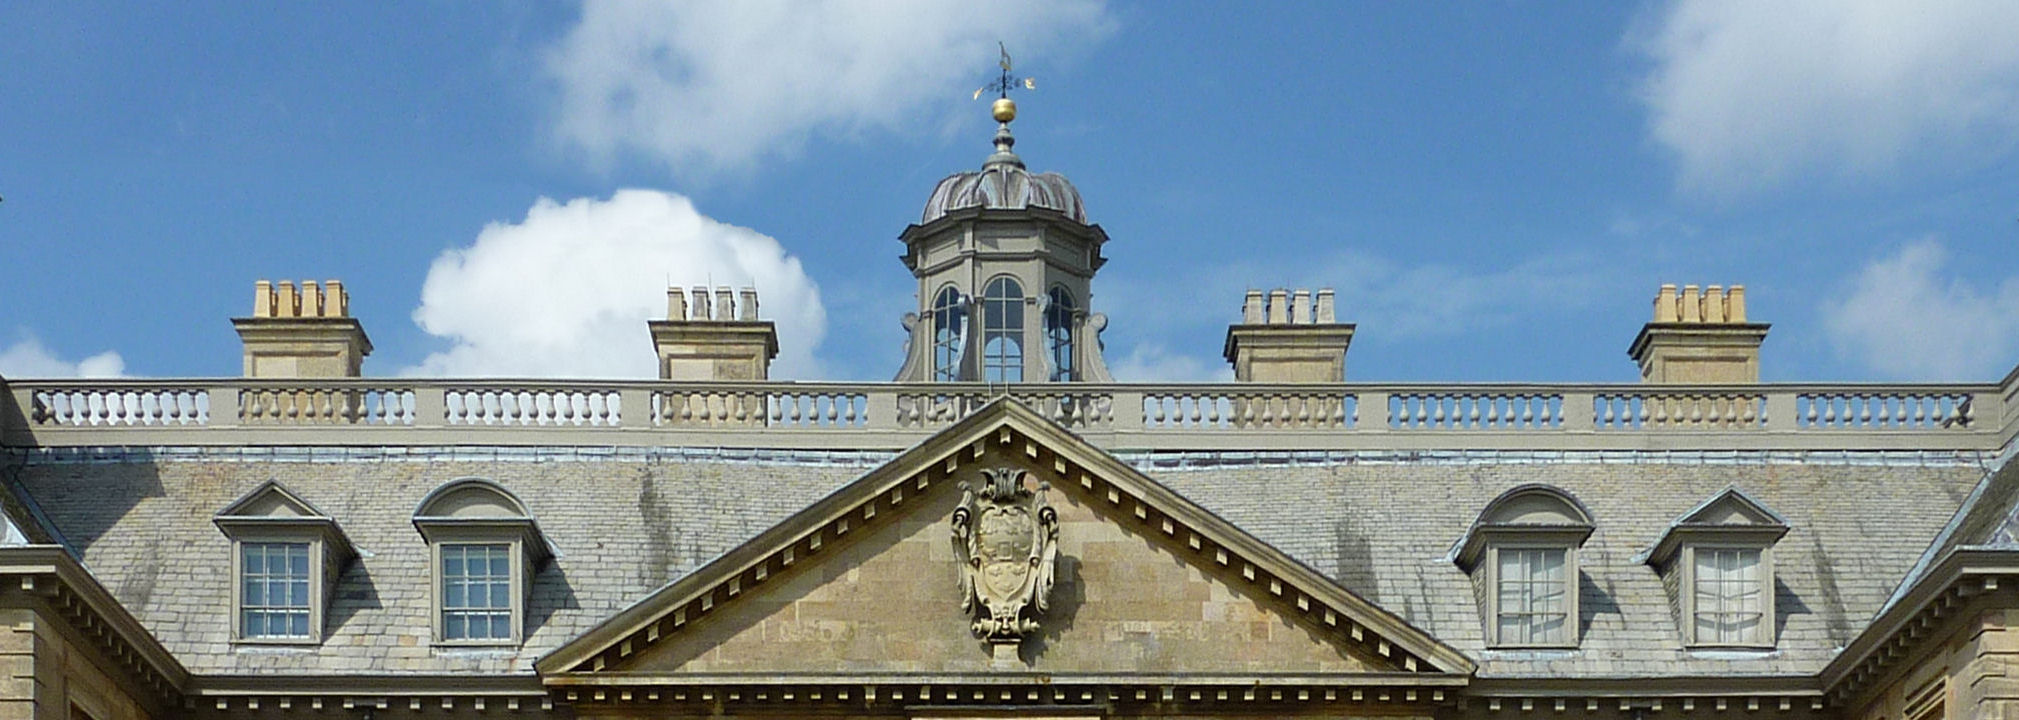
[1639,487,1791,566]
[216,479,326,520]
[538,398,1475,679]
[212,479,356,561]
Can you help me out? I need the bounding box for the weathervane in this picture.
[973,42,1035,124]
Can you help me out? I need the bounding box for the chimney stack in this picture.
[1628,284,1769,383]
[1224,288,1355,382]
[648,286,779,380]
[233,280,372,378]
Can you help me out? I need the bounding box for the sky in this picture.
[3,1,2018,384]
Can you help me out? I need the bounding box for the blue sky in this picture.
[3,1,2017,383]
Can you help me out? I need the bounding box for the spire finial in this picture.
[973,42,1035,167]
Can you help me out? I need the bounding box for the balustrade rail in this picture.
[4,377,2013,451]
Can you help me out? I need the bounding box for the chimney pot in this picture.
[1266,289,1289,324]
[302,281,324,318]
[326,280,347,317]
[254,280,275,317]
[1242,291,1264,324]
[739,288,759,321]
[667,288,688,320]
[714,287,736,322]
[277,281,300,318]
[1315,289,1336,323]
[690,287,711,320]
[1291,290,1313,324]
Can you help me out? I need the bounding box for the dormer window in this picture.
[213,481,355,644]
[1451,485,1596,649]
[1640,487,1789,648]
[412,478,553,646]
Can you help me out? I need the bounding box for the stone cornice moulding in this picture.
[1820,547,2019,707]
[0,545,191,708]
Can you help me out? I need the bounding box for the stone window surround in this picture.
[411,477,553,648]
[1476,530,1589,649]
[213,482,355,646]
[1681,542,1776,648]
[428,536,530,646]
[235,539,314,641]
[1451,484,1596,650]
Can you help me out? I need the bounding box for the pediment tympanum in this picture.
[539,400,1471,712]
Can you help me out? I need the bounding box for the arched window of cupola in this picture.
[981,276,1024,383]
[1046,286,1076,381]
[931,285,966,382]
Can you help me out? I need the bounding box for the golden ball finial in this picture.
[992,97,1017,123]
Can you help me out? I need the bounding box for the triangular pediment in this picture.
[541,400,1471,687]
[217,479,326,519]
[1640,487,1791,566]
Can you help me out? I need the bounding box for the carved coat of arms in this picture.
[951,467,1059,643]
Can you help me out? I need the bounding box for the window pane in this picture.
[1693,548,1764,644]
[240,542,313,639]
[1496,548,1569,645]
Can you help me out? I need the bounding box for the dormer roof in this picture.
[1636,486,1791,566]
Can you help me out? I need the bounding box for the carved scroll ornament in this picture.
[951,467,1059,643]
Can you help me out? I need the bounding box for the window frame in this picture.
[1483,541,1582,649]
[1044,285,1077,381]
[1681,543,1776,648]
[430,536,527,646]
[930,285,966,382]
[980,275,1025,383]
[228,533,326,645]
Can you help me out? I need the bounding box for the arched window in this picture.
[1045,287,1076,381]
[931,286,966,382]
[1451,485,1595,648]
[981,276,1024,383]
[413,478,552,646]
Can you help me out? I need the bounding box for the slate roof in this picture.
[9,447,1988,680]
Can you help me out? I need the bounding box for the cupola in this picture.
[893,91,1114,385]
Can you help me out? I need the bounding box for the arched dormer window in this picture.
[1451,485,1595,648]
[1045,286,1076,381]
[413,478,553,646]
[932,286,967,382]
[981,276,1024,383]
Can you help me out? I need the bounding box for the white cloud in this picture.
[408,189,826,378]
[544,0,1113,175]
[1822,240,2019,381]
[0,334,125,378]
[1107,343,1231,383]
[1634,0,2019,194]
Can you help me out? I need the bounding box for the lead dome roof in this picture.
[920,126,1087,225]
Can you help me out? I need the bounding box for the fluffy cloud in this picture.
[0,334,125,378]
[1634,0,2019,194]
[544,0,1112,175]
[1822,240,2019,381]
[408,190,825,378]
[1107,343,1232,383]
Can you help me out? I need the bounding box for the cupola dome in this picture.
[919,122,1086,225]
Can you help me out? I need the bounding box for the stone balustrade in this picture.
[3,375,2016,453]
